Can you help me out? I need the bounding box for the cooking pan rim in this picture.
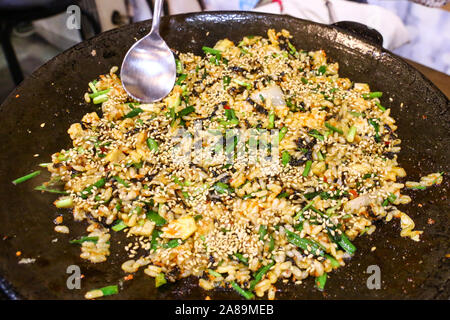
[0,10,448,300]
[0,10,448,110]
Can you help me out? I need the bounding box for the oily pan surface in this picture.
[0,12,448,299]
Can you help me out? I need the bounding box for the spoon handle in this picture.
[150,0,164,35]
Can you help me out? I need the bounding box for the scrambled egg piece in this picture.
[162,215,197,240]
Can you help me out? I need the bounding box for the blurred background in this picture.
[0,0,449,104]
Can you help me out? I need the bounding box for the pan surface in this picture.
[0,12,448,300]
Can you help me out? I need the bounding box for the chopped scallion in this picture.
[146,138,159,152]
[54,197,73,208]
[70,236,98,244]
[249,261,275,290]
[12,170,41,185]
[347,126,357,143]
[155,273,167,288]
[34,185,68,194]
[316,273,327,291]
[281,151,291,166]
[302,160,312,177]
[325,122,343,135]
[146,211,167,226]
[267,111,275,129]
[231,281,254,300]
[279,127,288,142]
[100,285,118,296]
[112,220,127,232]
[202,46,221,56]
[93,94,108,104]
[113,176,129,188]
[123,107,144,119]
[362,91,383,99]
[89,88,110,99]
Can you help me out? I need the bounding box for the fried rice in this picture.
[31,29,444,299]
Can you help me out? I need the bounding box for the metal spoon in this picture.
[120,0,176,102]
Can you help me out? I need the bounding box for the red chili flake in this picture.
[349,189,358,198]
[224,105,231,110]
[323,177,328,183]
[384,141,390,146]
[100,147,108,153]
[124,274,134,281]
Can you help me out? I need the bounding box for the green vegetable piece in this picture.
[294,200,315,219]
[146,138,159,152]
[202,46,222,56]
[150,229,162,251]
[81,178,106,199]
[325,122,343,135]
[347,126,357,142]
[315,273,327,291]
[100,285,119,296]
[88,82,97,93]
[175,59,183,74]
[12,170,41,185]
[166,239,180,248]
[258,225,268,241]
[267,111,275,129]
[178,106,195,117]
[325,254,340,268]
[89,88,110,99]
[208,269,222,278]
[234,253,249,265]
[249,261,275,290]
[302,160,312,177]
[123,108,144,119]
[93,94,108,104]
[113,176,129,188]
[232,79,252,90]
[231,281,254,300]
[69,236,99,245]
[214,182,233,194]
[317,65,327,75]
[281,151,291,166]
[155,273,167,288]
[408,185,426,190]
[362,91,383,99]
[368,118,381,142]
[308,129,324,141]
[223,76,231,86]
[112,220,127,232]
[375,101,386,112]
[55,197,73,208]
[285,229,325,256]
[279,127,288,142]
[34,185,68,194]
[146,211,167,226]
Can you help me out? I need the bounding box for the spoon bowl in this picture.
[120,0,176,102]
